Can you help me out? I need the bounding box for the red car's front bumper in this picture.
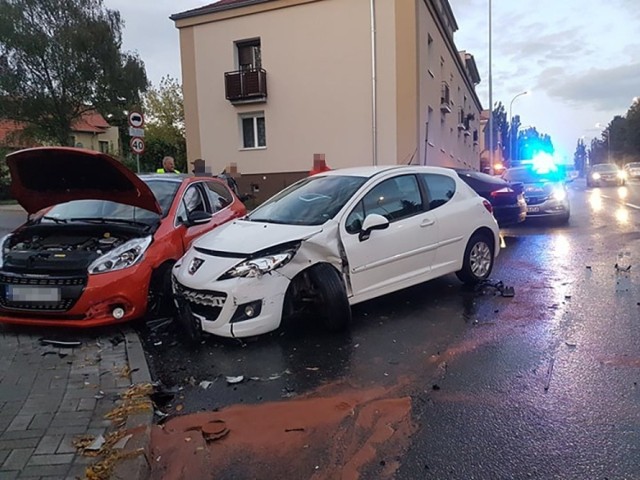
[0,262,152,328]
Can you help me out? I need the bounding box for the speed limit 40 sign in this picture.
[130,136,145,155]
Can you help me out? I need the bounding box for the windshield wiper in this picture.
[41,216,67,224]
[248,219,291,225]
[68,217,151,228]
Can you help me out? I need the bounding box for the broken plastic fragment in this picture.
[40,339,81,348]
[86,435,106,451]
[199,380,214,390]
[226,375,244,385]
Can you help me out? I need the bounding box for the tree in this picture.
[0,0,148,146]
[517,126,554,159]
[137,76,186,172]
[573,138,587,175]
[485,102,508,161]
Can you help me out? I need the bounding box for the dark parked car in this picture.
[455,169,526,227]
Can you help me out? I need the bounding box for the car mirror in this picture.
[359,213,389,241]
[185,210,212,226]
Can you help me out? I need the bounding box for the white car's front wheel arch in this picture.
[282,263,351,332]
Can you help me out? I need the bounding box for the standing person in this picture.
[157,156,181,173]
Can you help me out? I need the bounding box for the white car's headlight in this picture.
[552,187,567,201]
[592,172,601,180]
[220,243,300,280]
[0,234,12,269]
[618,171,627,179]
[88,236,152,274]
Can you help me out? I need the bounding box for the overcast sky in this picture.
[107,0,640,161]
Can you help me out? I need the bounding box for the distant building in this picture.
[172,0,483,201]
[0,111,119,154]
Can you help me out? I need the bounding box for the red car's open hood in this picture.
[6,147,162,214]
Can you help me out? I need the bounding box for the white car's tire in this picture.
[456,232,494,285]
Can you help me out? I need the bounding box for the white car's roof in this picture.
[319,165,457,178]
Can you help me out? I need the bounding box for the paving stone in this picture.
[77,398,96,412]
[28,453,75,466]
[0,438,40,450]
[28,414,53,431]
[35,435,63,455]
[6,416,33,432]
[44,425,88,436]
[16,465,70,478]
[0,430,46,441]
[0,471,18,480]
[56,435,78,455]
[0,450,8,465]
[2,448,34,470]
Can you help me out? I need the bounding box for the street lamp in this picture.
[488,0,493,173]
[508,90,528,162]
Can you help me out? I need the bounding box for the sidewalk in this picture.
[0,326,152,480]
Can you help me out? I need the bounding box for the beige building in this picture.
[172,0,483,201]
[69,111,120,155]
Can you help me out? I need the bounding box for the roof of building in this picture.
[171,0,275,21]
[0,111,112,148]
[72,110,111,133]
[0,120,33,148]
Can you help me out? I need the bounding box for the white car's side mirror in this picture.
[359,213,389,241]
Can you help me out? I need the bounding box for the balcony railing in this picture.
[225,68,267,104]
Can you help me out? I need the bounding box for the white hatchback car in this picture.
[172,166,500,340]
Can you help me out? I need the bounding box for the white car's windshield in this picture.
[42,179,180,225]
[248,175,367,226]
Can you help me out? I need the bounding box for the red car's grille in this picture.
[0,272,86,313]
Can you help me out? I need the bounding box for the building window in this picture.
[237,39,261,70]
[241,113,266,149]
[99,141,109,153]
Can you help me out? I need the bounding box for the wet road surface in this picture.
[3,180,640,479]
[139,180,640,479]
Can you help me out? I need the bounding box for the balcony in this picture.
[225,68,267,104]
[440,82,452,113]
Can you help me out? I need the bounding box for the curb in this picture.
[111,329,153,480]
[0,203,24,212]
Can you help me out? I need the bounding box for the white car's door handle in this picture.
[421,219,435,227]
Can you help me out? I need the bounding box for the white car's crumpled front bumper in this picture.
[172,249,292,338]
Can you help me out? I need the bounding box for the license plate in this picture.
[527,206,540,213]
[6,285,61,302]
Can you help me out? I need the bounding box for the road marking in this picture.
[599,194,640,210]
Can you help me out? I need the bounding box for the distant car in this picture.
[624,162,640,179]
[0,147,246,328]
[587,163,626,187]
[172,165,501,340]
[502,165,570,224]
[455,169,526,227]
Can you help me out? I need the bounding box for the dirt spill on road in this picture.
[149,384,414,480]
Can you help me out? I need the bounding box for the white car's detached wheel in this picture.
[455,232,494,285]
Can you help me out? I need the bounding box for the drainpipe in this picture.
[370,0,378,166]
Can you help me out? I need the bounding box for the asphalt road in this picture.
[2,179,640,479]
[138,179,640,479]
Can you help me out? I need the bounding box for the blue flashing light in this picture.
[530,152,558,175]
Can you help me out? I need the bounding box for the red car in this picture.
[0,147,246,327]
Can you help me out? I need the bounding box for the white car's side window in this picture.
[421,174,456,210]
[344,175,423,234]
